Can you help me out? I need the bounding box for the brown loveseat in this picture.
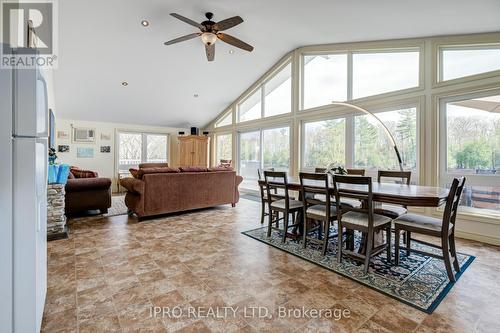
[65,168,112,215]
[120,167,243,219]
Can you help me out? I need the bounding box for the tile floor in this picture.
[42,198,500,332]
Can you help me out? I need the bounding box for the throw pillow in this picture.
[129,168,140,179]
[70,167,98,178]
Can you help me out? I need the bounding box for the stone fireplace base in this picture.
[47,184,69,241]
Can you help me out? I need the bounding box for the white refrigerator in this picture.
[0,52,48,333]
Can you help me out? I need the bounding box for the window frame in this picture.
[300,102,420,183]
[439,89,500,216]
[300,47,423,111]
[215,132,233,163]
[237,58,292,123]
[437,43,500,84]
[237,123,292,181]
[115,130,169,171]
[215,109,233,128]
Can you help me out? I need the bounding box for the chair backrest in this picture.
[258,167,274,180]
[347,168,365,176]
[219,159,232,167]
[442,177,466,233]
[377,170,412,185]
[299,172,332,216]
[264,171,290,208]
[333,175,374,228]
[258,168,275,199]
[314,167,327,173]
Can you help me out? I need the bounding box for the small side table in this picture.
[117,170,131,193]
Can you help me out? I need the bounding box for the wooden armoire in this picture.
[178,135,210,167]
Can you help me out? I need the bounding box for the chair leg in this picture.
[322,220,330,256]
[442,237,456,282]
[302,211,308,249]
[267,208,273,238]
[449,233,460,273]
[282,212,289,243]
[348,229,355,251]
[275,212,280,228]
[260,201,265,224]
[385,225,391,264]
[406,231,411,257]
[395,229,400,266]
[363,231,374,275]
[337,222,343,264]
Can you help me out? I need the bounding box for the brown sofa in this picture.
[65,170,112,215]
[120,168,243,219]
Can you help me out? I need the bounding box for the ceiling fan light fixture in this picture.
[201,32,217,45]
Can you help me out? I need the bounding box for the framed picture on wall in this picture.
[100,133,111,141]
[100,146,111,153]
[58,145,70,153]
[57,131,69,140]
[76,147,94,158]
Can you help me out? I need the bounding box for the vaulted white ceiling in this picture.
[53,0,500,128]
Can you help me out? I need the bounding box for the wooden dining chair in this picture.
[339,169,365,208]
[346,168,365,176]
[314,167,327,173]
[333,175,392,274]
[264,171,303,243]
[299,172,339,255]
[257,168,282,224]
[394,177,466,282]
[375,170,412,219]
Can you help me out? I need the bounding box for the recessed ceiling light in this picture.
[193,93,199,98]
[141,20,149,27]
[229,49,235,54]
[121,81,128,86]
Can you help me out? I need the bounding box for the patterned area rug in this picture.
[242,226,474,313]
[105,195,128,217]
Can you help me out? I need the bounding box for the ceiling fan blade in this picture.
[170,13,204,30]
[164,33,200,45]
[205,43,215,61]
[214,16,243,31]
[217,33,253,52]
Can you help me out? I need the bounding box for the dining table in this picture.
[258,177,450,249]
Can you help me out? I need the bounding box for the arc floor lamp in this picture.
[331,102,404,172]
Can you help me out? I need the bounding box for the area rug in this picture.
[105,195,128,217]
[242,226,474,313]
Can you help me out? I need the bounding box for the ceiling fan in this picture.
[164,12,254,61]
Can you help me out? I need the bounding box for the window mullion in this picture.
[346,116,354,168]
[347,52,353,101]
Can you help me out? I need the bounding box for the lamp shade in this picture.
[201,32,217,45]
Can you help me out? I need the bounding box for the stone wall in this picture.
[47,184,67,236]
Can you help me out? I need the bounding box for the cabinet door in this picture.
[193,139,208,167]
[179,139,193,166]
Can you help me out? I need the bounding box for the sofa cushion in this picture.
[209,166,234,172]
[67,172,75,179]
[179,167,209,172]
[137,167,180,179]
[139,162,169,169]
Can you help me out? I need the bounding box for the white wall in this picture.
[55,118,186,191]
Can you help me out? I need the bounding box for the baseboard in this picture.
[455,229,500,246]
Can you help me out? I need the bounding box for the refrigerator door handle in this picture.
[35,139,48,232]
[36,72,49,138]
